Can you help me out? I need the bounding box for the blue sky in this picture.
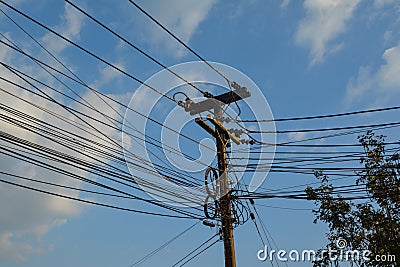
[1,0,400,266]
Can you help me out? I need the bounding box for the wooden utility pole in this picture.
[187,84,250,267]
[215,104,236,267]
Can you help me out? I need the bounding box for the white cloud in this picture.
[288,132,307,142]
[0,80,123,261]
[295,0,360,65]
[0,232,34,261]
[0,2,123,261]
[91,64,126,90]
[281,0,290,10]
[139,0,217,58]
[346,43,400,104]
[384,30,393,44]
[374,0,395,8]
[377,45,400,89]
[41,3,85,54]
[0,82,80,260]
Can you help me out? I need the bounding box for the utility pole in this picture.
[215,104,236,267]
[182,83,250,267]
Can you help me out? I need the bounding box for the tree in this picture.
[305,131,400,266]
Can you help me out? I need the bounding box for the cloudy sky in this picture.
[1,0,399,266]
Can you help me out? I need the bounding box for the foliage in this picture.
[305,131,400,266]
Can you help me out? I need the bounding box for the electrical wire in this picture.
[239,105,400,122]
[255,204,313,211]
[0,143,204,218]
[65,0,212,98]
[0,64,211,205]
[130,221,200,267]
[171,233,219,267]
[1,3,399,264]
[248,121,400,134]
[0,177,198,219]
[0,40,216,153]
[0,0,176,103]
[178,239,220,267]
[126,0,231,84]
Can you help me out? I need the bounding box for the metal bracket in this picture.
[195,117,232,147]
[184,83,251,115]
[207,115,241,145]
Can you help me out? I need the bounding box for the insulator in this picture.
[249,198,255,205]
[230,81,240,90]
[177,101,185,107]
[184,98,193,112]
[202,220,216,228]
[203,91,213,98]
[234,129,243,138]
[223,117,231,123]
[250,212,255,220]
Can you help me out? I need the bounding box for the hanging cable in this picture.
[130,221,200,267]
[0,177,199,219]
[65,0,213,98]
[127,0,231,84]
[171,233,219,267]
[238,105,400,122]
[0,1,177,102]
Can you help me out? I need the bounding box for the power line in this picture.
[2,2,399,265]
[0,6,225,208]
[171,233,219,267]
[0,70,207,186]
[237,184,400,201]
[0,78,212,210]
[178,239,220,267]
[0,61,211,173]
[0,62,217,207]
[0,0,176,103]
[238,105,400,122]
[130,221,200,267]
[248,121,400,134]
[1,63,205,199]
[0,170,160,202]
[239,141,399,149]
[255,203,313,211]
[0,40,216,153]
[126,0,231,83]
[0,140,204,218]
[0,126,206,207]
[65,0,213,98]
[0,56,216,203]
[0,59,211,204]
[0,10,178,179]
[0,9,121,131]
[0,5,247,161]
[276,124,400,146]
[0,177,198,219]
